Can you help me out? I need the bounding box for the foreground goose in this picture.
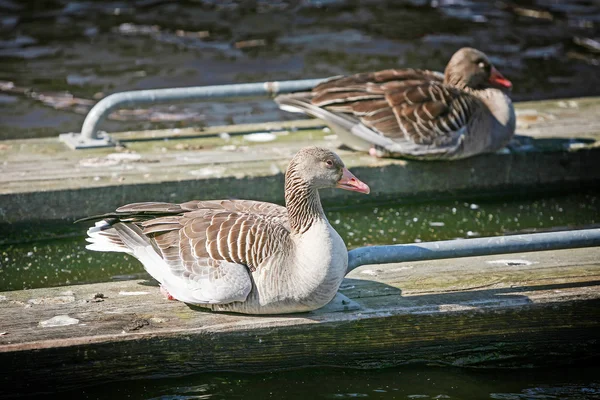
[85,147,369,314]
[276,47,515,160]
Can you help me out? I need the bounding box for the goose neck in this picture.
[284,171,325,235]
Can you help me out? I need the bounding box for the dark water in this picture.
[1,191,598,291]
[38,364,600,400]
[1,0,600,139]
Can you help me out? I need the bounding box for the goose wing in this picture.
[277,69,481,158]
[89,200,290,304]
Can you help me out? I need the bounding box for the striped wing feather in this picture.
[310,69,478,147]
[116,200,290,275]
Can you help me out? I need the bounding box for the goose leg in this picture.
[159,285,175,301]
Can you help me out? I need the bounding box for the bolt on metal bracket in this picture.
[59,131,118,150]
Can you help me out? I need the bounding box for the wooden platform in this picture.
[1,97,600,225]
[1,247,599,396]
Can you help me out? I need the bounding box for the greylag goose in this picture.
[276,47,515,160]
[84,147,370,314]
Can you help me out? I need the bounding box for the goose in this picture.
[275,47,516,160]
[84,147,370,314]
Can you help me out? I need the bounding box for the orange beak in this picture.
[489,66,512,89]
[336,168,370,194]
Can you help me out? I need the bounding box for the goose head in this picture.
[287,147,370,194]
[444,47,512,91]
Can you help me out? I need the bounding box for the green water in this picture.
[1,191,598,292]
[41,364,600,400]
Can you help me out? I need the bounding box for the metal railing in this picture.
[59,78,326,149]
[348,228,600,272]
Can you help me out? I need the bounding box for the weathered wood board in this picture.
[1,247,599,396]
[1,97,600,224]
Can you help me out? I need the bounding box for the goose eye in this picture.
[325,160,334,167]
[478,61,486,69]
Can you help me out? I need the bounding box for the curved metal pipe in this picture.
[347,228,600,273]
[80,78,326,140]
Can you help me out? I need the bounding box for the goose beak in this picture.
[489,66,512,89]
[336,168,370,194]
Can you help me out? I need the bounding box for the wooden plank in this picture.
[0,97,600,224]
[1,247,599,396]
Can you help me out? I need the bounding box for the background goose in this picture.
[84,147,369,314]
[276,47,516,160]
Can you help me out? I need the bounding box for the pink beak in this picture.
[489,66,512,89]
[336,168,370,194]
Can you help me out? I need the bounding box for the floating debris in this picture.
[389,266,414,272]
[360,269,380,276]
[428,222,445,227]
[487,259,535,266]
[118,291,149,296]
[117,23,160,35]
[175,30,209,39]
[513,7,553,20]
[573,37,600,53]
[219,132,231,141]
[174,143,204,151]
[39,315,80,328]
[243,132,277,142]
[234,39,266,49]
[189,166,227,177]
[557,100,579,109]
[79,152,146,167]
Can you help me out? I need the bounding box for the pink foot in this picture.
[369,147,381,158]
[159,285,175,301]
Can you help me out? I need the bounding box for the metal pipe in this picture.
[347,228,600,273]
[80,78,326,141]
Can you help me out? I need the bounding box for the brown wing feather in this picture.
[308,69,476,146]
[111,200,290,275]
[314,69,442,93]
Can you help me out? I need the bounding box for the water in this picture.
[1,191,598,292]
[2,1,600,397]
[35,364,600,399]
[1,0,600,139]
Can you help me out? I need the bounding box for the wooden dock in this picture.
[1,97,600,225]
[0,96,600,396]
[1,247,599,396]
